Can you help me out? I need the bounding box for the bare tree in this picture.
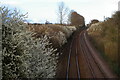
[67,10,74,25]
[57,2,69,24]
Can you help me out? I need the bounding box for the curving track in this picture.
[66,32,81,79]
[56,29,117,78]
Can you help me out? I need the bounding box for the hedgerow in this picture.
[28,24,76,48]
[1,6,58,79]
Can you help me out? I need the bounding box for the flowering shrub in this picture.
[87,22,103,36]
[28,24,76,48]
[2,6,58,79]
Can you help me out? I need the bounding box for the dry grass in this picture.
[87,11,120,75]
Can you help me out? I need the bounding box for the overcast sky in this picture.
[1,0,120,24]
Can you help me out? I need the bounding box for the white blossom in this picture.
[2,6,58,79]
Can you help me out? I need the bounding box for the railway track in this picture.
[79,31,105,78]
[66,33,81,79]
[57,29,117,78]
[79,30,117,78]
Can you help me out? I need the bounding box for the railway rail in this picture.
[79,31,105,78]
[66,32,81,79]
[56,29,117,78]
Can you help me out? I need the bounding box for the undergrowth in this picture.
[87,11,120,76]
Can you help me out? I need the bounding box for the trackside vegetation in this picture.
[87,11,120,75]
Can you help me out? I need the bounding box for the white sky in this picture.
[0,0,120,24]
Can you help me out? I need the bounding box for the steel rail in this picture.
[66,38,73,80]
[83,31,106,78]
[79,31,96,78]
[66,34,81,79]
[75,41,81,80]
